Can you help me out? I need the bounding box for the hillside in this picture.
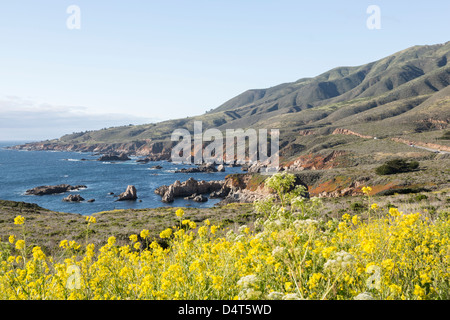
[11,41,450,166]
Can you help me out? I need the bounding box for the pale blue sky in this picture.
[0,0,449,140]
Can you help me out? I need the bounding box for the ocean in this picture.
[0,141,242,215]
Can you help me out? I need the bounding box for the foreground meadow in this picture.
[1,173,449,300]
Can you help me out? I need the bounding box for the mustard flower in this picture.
[362,186,372,195]
[59,240,69,249]
[140,229,150,240]
[160,228,173,239]
[14,215,25,225]
[15,239,25,250]
[175,208,184,218]
[86,216,96,224]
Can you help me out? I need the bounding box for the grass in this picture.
[0,201,254,254]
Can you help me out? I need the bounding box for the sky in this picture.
[0,0,449,140]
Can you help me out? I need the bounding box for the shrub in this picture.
[377,187,429,196]
[350,202,367,212]
[415,194,428,202]
[375,158,419,175]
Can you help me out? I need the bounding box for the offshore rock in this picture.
[97,153,131,161]
[155,178,223,203]
[62,194,85,202]
[175,163,218,173]
[25,184,87,196]
[117,185,138,201]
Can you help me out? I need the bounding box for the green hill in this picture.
[13,41,450,165]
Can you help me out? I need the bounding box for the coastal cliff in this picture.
[8,140,173,160]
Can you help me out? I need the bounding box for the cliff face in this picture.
[332,128,373,139]
[284,150,348,171]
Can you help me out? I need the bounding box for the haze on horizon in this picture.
[0,0,449,140]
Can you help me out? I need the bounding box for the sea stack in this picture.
[117,185,138,201]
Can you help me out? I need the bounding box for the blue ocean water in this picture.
[0,141,242,215]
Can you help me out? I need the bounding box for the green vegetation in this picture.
[375,158,419,175]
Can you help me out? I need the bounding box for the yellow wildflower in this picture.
[382,259,395,272]
[14,215,25,225]
[107,236,116,246]
[413,285,426,299]
[32,246,46,261]
[59,240,69,249]
[189,221,197,229]
[140,229,150,240]
[15,239,25,250]
[160,228,173,239]
[362,186,372,195]
[389,207,400,217]
[86,216,96,224]
[175,208,185,218]
[389,284,402,296]
[342,214,351,221]
[210,225,219,235]
[308,273,323,290]
[198,226,208,237]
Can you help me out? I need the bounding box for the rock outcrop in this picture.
[175,163,218,173]
[117,185,138,201]
[184,194,208,202]
[156,172,311,205]
[193,195,208,202]
[285,150,347,171]
[62,194,85,202]
[136,158,150,164]
[97,153,131,161]
[155,178,224,203]
[25,184,87,196]
[332,128,373,139]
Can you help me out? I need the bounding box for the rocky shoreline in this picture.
[153,173,305,205]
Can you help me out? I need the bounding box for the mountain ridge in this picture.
[11,41,450,167]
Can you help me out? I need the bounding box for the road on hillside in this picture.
[408,144,450,154]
